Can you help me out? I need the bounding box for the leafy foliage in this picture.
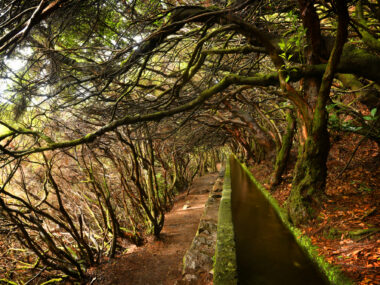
[0,0,379,282]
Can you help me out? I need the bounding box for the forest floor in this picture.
[86,173,218,285]
[250,132,380,285]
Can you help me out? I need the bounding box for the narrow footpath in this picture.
[89,173,218,285]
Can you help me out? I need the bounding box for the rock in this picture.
[198,221,217,235]
[184,250,213,271]
[174,274,198,285]
[180,177,223,285]
[212,179,224,193]
[183,274,198,283]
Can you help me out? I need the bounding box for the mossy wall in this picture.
[213,161,238,285]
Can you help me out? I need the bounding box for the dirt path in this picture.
[89,173,218,285]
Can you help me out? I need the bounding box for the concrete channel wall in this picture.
[213,161,238,285]
[236,158,353,285]
[181,157,350,285]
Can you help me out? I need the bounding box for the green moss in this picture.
[234,156,353,285]
[325,227,341,240]
[213,161,238,285]
[39,278,63,285]
[288,127,329,225]
[0,279,18,285]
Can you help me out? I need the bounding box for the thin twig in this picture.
[24,266,47,285]
[337,121,376,178]
[337,136,367,178]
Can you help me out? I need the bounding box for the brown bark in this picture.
[288,0,349,224]
[223,101,277,160]
[271,110,295,187]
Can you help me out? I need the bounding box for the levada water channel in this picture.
[230,157,329,285]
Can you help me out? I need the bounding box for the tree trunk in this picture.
[224,101,277,160]
[288,114,329,224]
[270,110,295,188]
[288,0,348,224]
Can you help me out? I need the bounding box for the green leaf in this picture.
[285,75,290,82]
[363,115,373,121]
[278,41,286,50]
[329,114,338,123]
[326,104,337,111]
[370,108,377,117]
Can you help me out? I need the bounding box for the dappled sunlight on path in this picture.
[88,173,217,285]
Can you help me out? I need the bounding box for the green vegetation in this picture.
[0,0,378,282]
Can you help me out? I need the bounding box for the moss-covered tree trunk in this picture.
[288,114,329,224]
[270,110,295,188]
[287,0,348,224]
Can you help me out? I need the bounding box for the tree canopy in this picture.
[0,0,379,281]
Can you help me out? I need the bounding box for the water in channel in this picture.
[230,158,329,285]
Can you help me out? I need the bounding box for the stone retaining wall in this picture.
[177,173,224,284]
